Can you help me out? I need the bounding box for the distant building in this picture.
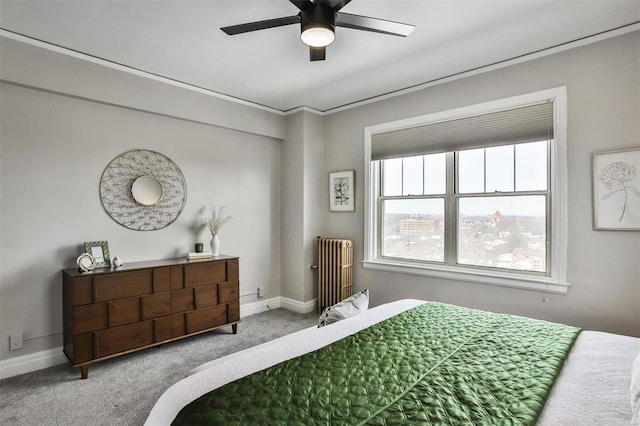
[512,248,546,270]
[487,210,502,227]
[399,216,440,235]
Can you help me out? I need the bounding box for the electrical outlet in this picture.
[257,286,264,298]
[10,333,23,351]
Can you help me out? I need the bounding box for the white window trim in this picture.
[363,87,570,294]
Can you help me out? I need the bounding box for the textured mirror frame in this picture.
[100,150,187,231]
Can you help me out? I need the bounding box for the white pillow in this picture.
[631,351,640,424]
[318,289,369,327]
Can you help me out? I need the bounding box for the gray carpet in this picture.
[0,308,318,426]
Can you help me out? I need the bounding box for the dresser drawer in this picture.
[109,297,140,327]
[152,267,171,293]
[185,305,227,334]
[194,284,218,309]
[72,276,93,306]
[73,303,108,335]
[171,313,186,338]
[94,270,152,302]
[171,288,194,313]
[170,265,184,290]
[73,333,94,363]
[141,292,171,320]
[185,262,226,287]
[219,280,239,304]
[154,316,172,342]
[228,300,240,323]
[227,259,239,281]
[96,321,153,358]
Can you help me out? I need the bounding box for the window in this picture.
[363,88,569,294]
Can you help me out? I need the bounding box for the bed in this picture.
[145,299,640,425]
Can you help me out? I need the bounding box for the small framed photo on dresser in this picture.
[84,241,111,268]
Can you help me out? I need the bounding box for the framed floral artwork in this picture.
[329,170,355,212]
[592,147,640,230]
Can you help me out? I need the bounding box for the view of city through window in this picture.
[380,141,549,274]
[383,206,546,272]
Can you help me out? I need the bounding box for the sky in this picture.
[381,141,548,216]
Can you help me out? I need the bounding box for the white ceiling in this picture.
[1,0,638,113]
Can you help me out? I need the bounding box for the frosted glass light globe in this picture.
[301,27,335,47]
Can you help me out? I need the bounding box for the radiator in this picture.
[317,237,353,311]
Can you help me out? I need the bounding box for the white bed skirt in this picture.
[145,299,640,425]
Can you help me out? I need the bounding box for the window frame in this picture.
[363,87,569,294]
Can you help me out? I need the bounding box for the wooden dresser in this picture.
[62,256,239,378]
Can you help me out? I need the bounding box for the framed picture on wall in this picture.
[84,241,111,268]
[329,170,355,212]
[592,147,640,230]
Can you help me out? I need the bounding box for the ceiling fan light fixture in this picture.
[300,4,336,48]
[221,0,415,62]
[300,25,335,47]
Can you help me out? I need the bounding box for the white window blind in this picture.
[371,101,554,161]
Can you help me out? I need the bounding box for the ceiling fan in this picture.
[220,0,415,61]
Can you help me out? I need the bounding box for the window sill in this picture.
[361,259,570,294]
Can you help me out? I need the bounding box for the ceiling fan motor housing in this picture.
[300,4,337,40]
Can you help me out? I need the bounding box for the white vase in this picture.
[210,234,220,256]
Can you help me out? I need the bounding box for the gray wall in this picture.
[323,31,640,337]
[0,37,283,139]
[0,38,284,362]
[281,110,324,304]
[1,30,638,368]
[302,112,325,303]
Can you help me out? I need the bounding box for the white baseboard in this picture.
[0,346,68,380]
[280,297,317,314]
[239,297,281,317]
[0,297,318,379]
[239,296,317,316]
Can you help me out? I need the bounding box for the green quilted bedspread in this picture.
[172,302,580,425]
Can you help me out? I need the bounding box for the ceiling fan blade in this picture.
[310,46,326,61]
[316,0,352,12]
[336,12,415,37]
[221,15,300,35]
[289,0,313,10]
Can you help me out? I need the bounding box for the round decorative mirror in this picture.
[100,150,186,231]
[131,176,164,206]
